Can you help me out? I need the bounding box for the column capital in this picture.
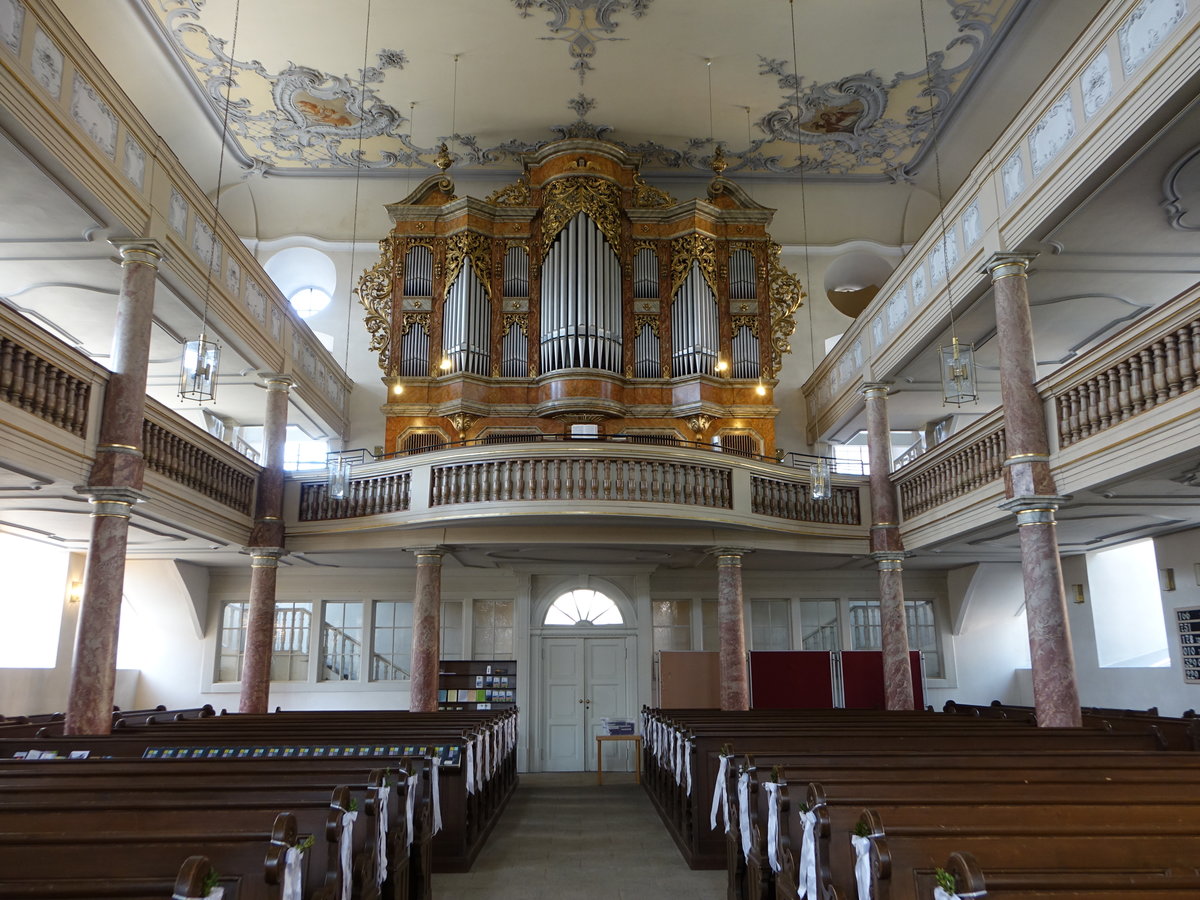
[871,550,911,571]
[409,545,448,563]
[999,494,1069,526]
[242,546,288,568]
[258,372,295,391]
[981,251,1038,282]
[74,485,146,517]
[110,240,166,268]
[707,547,752,565]
[860,382,893,400]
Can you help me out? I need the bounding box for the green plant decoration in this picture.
[934,867,956,894]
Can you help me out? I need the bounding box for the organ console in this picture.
[358,137,804,457]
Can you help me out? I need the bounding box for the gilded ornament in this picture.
[763,241,804,379]
[435,142,453,172]
[669,232,719,298]
[401,311,430,335]
[358,236,398,373]
[539,176,623,254]
[486,174,533,207]
[443,231,494,299]
[631,173,675,209]
[633,314,659,338]
[710,144,728,176]
[731,315,759,337]
[448,412,478,436]
[685,414,714,435]
[502,313,528,336]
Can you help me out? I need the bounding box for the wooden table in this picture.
[596,734,642,785]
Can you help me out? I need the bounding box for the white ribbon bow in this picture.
[709,753,731,832]
[763,782,783,874]
[933,888,962,900]
[797,809,818,899]
[431,758,444,835]
[283,846,304,900]
[851,834,873,900]
[738,771,753,861]
[465,739,476,795]
[684,738,693,796]
[404,772,417,850]
[376,785,391,887]
[339,810,358,900]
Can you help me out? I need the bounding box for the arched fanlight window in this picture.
[544,589,624,626]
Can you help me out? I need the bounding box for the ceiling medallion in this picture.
[511,0,657,83]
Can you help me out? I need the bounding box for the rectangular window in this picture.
[848,598,942,678]
[751,599,790,651]
[798,599,840,651]
[701,599,719,651]
[216,601,312,682]
[320,601,363,682]
[652,600,692,652]
[371,600,412,680]
[442,600,464,658]
[472,599,514,659]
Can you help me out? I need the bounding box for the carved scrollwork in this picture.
[444,231,494,298]
[670,232,719,298]
[358,236,399,372]
[633,313,659,338]
[731,315,759,337]
[631,173,675,208]
[487,174,533,207]
[502,312,528,336]
[401,311,430,335]
[685,414,714,436]
[763,240,804,379]
[448,412,479,436]
[540,176,624,254]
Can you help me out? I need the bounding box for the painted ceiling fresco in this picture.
[141,0,1028,181]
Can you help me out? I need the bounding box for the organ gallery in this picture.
[358,139,803,457]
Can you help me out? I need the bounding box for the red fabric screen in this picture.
[840,651,925,709]
[748,651,835,709]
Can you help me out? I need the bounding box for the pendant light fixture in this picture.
[329,0,375,500]
[919,0,978,406]
[179,0,241,402]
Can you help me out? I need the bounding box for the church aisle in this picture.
[437,772,725,899]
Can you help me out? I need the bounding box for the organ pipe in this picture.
[442,264,491,375]
[404,246,433,296]
[731,325,760,379]
[539,212,622,374]
[503,246,530,297]
[729,249,756,300]
[634,248,659,299]
[671,261,718,376]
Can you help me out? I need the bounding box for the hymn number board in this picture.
[1177,606,1200,684]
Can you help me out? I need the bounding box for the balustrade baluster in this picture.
[1096,371,1112,429]
[1152,344,1169,404]
[1105,368,1121,427]
[550,458,561,499]
[1177,325,1196,392]
[28,358,46,418]
[1190,322,1200,385]
[0,340,13,402]
[10,348,28,410]
[1116,362,1133,422]
[1165,334,1181,398]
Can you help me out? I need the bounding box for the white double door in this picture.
[541,636,632,772]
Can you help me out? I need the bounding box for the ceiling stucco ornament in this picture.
[142,0,1025,181]
[511,0,656,83]
[155,0,417,169]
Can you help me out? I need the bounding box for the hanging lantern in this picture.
[809,458,832,501]
[939,336,979,406]
[178,334,220,402]
[328,455,353,500]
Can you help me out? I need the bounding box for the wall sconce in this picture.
[439,358,454,373]
[1159,568,1176,592]
[391,383,404,396]
[755,381,767,396]
[714,359,728,377]
[1071,584,1085,605]
[67,582,83,604]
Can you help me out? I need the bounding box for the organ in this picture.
[358,138,804,456]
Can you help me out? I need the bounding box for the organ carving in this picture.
[359,138,804,455]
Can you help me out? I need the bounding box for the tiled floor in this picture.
[436,772,725,899]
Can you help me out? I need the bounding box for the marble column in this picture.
[985,252,1081,728]
[237,374,293,714]
[713,548,750,711]
[65,241,163,735]
[862,383,915,711]
[408,547,446,713]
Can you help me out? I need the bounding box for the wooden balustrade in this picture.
[430,457,733,509]
[298,473,411,521]
[0,335,90,437]
[896,426,1006,519]
[141,420,257,515]
[1056,316,1200,448]
[750,477,861,525]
